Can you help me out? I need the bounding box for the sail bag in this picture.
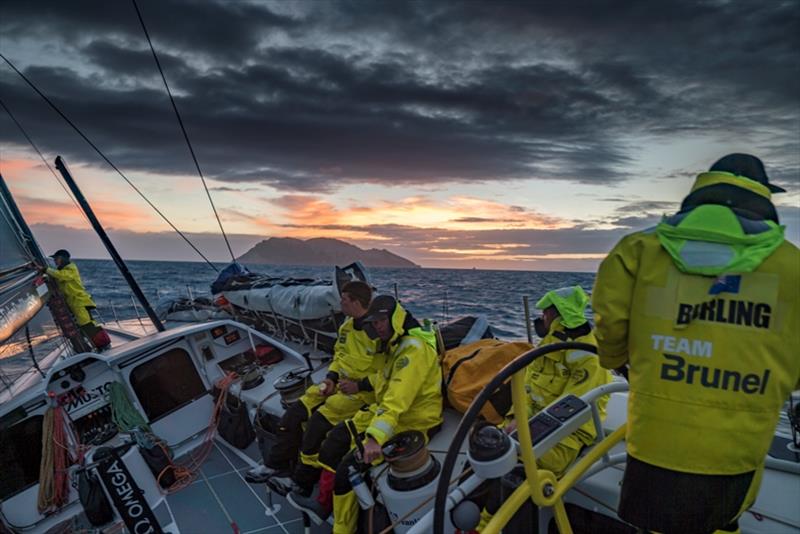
[442,339,533,424]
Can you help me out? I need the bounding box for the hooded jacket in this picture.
[593,203,800,475]
[46,262,96,325]
[526,318,612,450]
[326,316,380,383]
[360,303,443,445]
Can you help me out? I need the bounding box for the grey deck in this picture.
[167,440,329,534]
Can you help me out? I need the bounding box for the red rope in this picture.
[52,406,71,507]
[158,372,238,493]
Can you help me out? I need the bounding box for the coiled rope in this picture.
[37,405,71,513]
[109,382,151,434]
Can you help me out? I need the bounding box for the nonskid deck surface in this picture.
[168,440,328,534]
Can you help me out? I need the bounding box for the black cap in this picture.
[362,295,396,323]
[710,153,786,193]
[49,249,70,260]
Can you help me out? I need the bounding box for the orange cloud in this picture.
[426,249,607,261]
[0,158,41,175]
[272,195,342,226]
[15,195,161,232]
[220,208,277,232]
[266,194,569,235]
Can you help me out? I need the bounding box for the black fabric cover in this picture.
[78,470,113,526]
[218,397,256,449]
[439,316,493,350]
[140,442,175,488]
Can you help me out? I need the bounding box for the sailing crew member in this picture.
[592,153,800,534]
[246,280,381,493]
[286,295,443,532]
[476,286,613,530]
[41,249,109,349]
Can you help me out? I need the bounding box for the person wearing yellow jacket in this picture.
[521,286,613,474]
[287,295,442,532]
[592,154,800,534]
[44,249,96,327]
[247,281,380,493]
[476,286,613,530]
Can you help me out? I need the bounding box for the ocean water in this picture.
[0,259,595,383]
[76,259,596,340]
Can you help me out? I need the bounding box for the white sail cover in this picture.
[222,262,369,321]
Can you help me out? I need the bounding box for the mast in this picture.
[55,156,165,332]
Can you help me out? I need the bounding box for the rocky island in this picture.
[237,237,419,268]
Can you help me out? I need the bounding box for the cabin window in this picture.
[0,415,44,499]
[130,348,207,421]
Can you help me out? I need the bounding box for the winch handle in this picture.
[302,352,313,371]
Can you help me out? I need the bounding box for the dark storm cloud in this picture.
[1,0,798,191]
[82,41,187,78]
[609,200,677,215]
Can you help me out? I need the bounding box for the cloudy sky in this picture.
[1,0,798,271]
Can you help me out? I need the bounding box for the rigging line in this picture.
[0,97,89,225]
[0,193,33,258]
[0,53,220,273]
[131,0,237,263]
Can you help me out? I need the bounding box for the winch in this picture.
[239,364,265,391]
[376,431,442,533]
[272,367,313,408]
[384,430,440,491]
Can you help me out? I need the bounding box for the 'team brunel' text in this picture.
[652,334,770,395]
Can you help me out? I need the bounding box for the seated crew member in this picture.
[247,281,380,490]
[41,249,108,349]
[286,295,443,532]
[592,154,800,534]
[476,286,613,529]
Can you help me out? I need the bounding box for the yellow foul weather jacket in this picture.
[355,303,443,445]
[593,203,800,476]
[46,262,96,326]
[527,320,612,443]
[327,316,381,382]
[299,316,379,421]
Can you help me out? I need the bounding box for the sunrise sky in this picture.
[1,1,798,271]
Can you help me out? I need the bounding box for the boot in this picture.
[287,491,331,526]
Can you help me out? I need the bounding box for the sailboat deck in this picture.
[168,439,326,534]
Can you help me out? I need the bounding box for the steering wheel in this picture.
[433,342,627,534]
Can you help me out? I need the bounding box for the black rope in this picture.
[131,0,237,263]
[0,97,88,223]
[25,326,45,378]
[0,53,220,273]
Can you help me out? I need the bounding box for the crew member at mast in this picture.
[593,154,800,534]
[41,249,108,350]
